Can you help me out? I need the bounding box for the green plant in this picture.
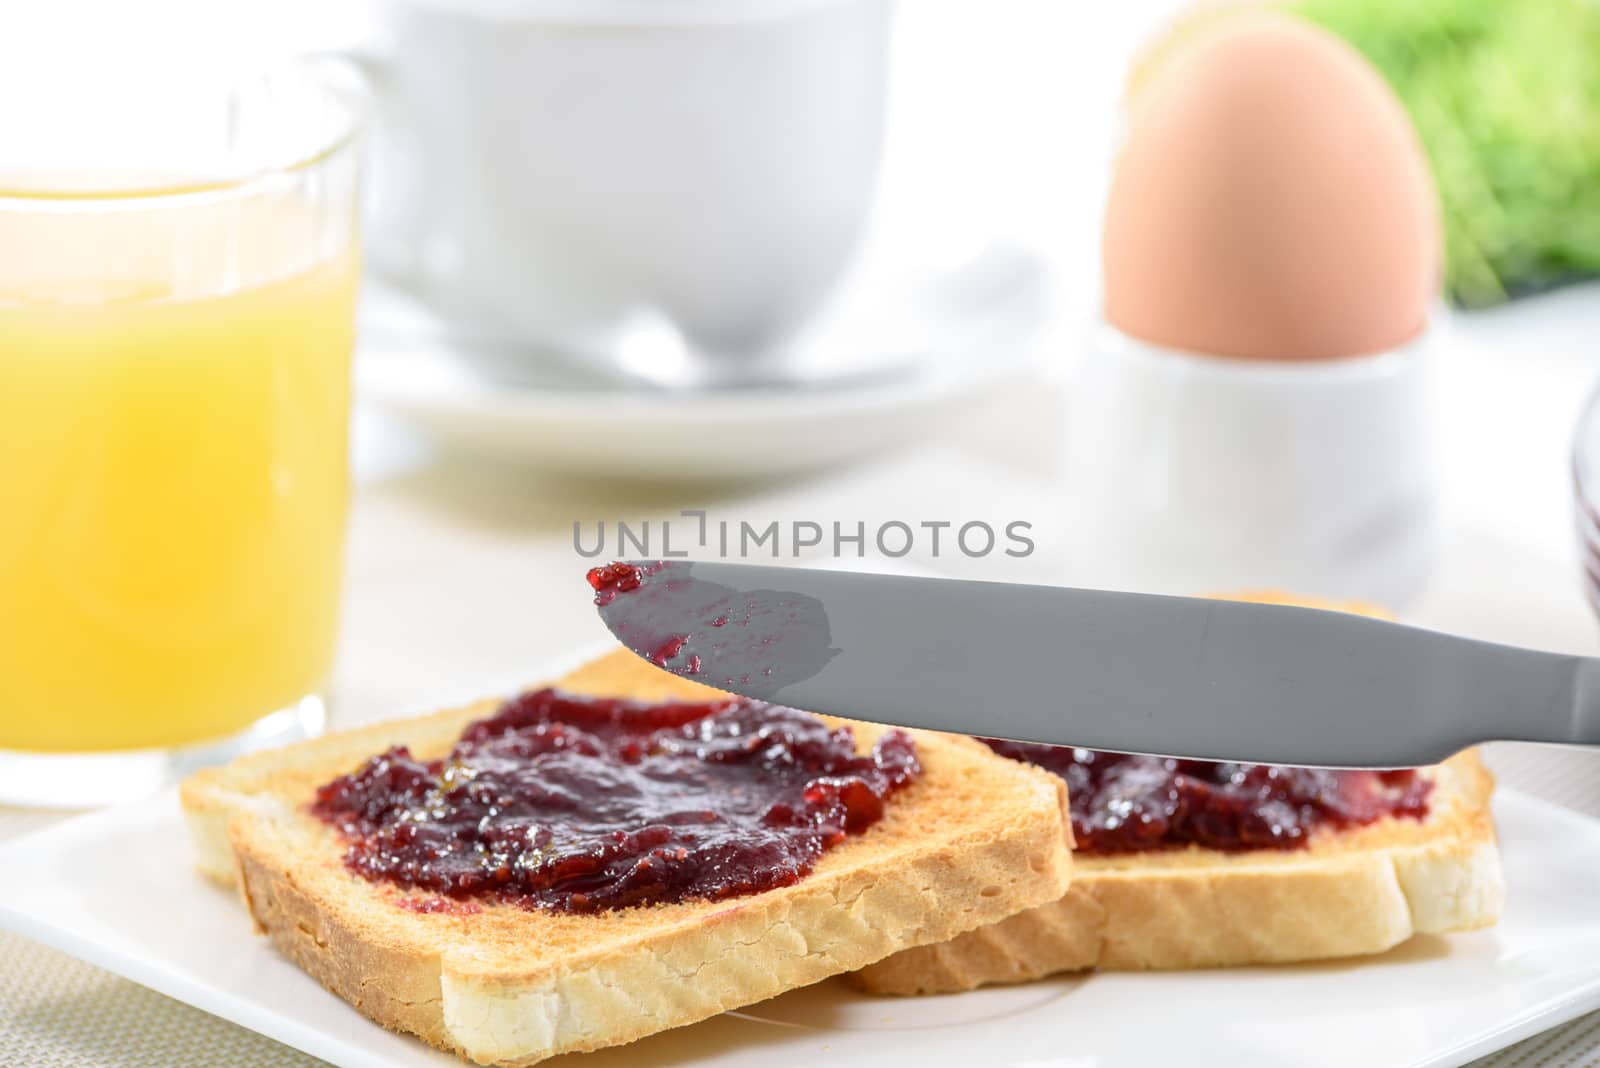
[1299,0,1600,306]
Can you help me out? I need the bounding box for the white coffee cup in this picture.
[361,0,891,382]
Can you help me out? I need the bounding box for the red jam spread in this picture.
[586,562,658,606]
[312,689,920,913]
[981,741,1430,854]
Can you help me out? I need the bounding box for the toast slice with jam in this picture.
[853,595,1503,995]
[181,649,1073,1066]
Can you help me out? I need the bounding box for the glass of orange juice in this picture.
[0,59,368,805]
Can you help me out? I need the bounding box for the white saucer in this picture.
[355,243,1049,481]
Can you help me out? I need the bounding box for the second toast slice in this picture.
[853,593,1504,995]
[182,649,1074,1066]
[853,749,1500,993]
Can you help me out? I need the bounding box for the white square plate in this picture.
[0,786,1597,1068]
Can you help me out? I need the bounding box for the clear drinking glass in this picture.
[0,58,368,805]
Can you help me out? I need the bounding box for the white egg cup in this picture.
[1062,325,1437,607]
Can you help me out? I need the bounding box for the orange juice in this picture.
[0,192,357,751]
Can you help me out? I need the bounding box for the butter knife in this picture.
[591,560,1600,768]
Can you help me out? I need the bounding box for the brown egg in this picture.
[1102,12,1440,361]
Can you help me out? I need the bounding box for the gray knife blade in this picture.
[591,560,1600,768]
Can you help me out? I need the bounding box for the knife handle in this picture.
[1574,658,1600,747]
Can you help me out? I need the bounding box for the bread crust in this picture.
[182,649,1075,1065]
[853,749,1503,995]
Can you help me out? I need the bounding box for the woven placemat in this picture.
[1,746,1595,1067]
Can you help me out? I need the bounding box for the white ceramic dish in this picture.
[1063,324,1437,609]
[355,243,1049,480]
[0,779,1596,1068]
